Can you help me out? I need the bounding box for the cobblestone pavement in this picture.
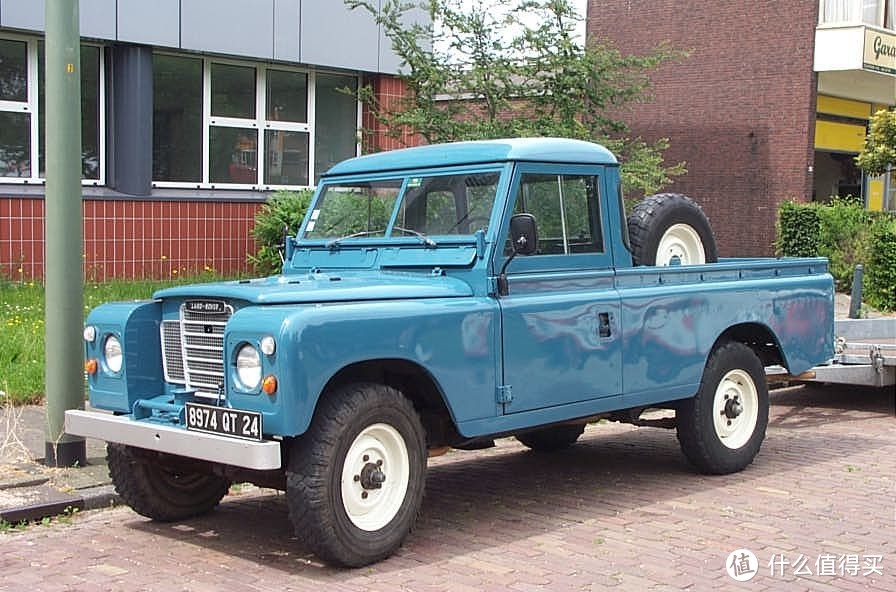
[1,384,893,592]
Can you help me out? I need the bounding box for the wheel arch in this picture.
[316,358,462,448]
[710,322,786,368]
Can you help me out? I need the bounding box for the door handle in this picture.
[598,312,612,338]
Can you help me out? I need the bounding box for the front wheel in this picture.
[286,383,427,567]
[107,444,230,521]
[676,342,769,474]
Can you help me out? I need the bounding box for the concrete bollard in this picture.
[848,264,863,319]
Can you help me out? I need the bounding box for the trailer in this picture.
[787,318,895,388]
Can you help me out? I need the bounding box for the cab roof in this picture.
[323,137,618,177]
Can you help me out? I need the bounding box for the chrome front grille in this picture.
[161,320,185,382]
[160,301,232,399]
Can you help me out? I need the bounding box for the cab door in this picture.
[495,164,622,413]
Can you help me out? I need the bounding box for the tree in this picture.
[856,108,896,176]
[349,0,686,195]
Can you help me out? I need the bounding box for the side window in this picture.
[510,173,603,255]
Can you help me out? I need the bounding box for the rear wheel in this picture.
[516,423,586,452]
[627,193,717,266]
[107,443,230,521]
[676,342,769,474]
[286,383,427,567]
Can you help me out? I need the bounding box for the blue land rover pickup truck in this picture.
[67,138,833,566]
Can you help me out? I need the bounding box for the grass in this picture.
[0,275,229,406]
[0,505,80,533]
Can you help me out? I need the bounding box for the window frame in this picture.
[0,33,105,186]
[299,164,507,246]
[494,163,612,274]
[152,53,361,191]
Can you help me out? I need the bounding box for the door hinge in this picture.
[496,384,513,404]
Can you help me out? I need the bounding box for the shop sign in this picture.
[864,28,896,76]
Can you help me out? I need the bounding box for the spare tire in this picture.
[627,193,718,266]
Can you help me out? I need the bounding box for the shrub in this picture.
[866,217,896,311]
[776,201,821,258]
[248,189,314,275]
[776,198,895,311]
[814,197,873,290]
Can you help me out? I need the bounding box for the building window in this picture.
[820,0,895,28]
[0,35,103,183]
[0,39,31,179]
[153,54,359,189]
[265,69,310,186]
[0,39,28,103]
[314,74,359,184]
[37,43,102,180]
[153,54,202,182]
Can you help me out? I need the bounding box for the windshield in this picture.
[303,171,500,241]
[304,179,402,239]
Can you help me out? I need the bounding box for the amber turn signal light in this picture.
[85,359,98,375]
[262,375,277,395]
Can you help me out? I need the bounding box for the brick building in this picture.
[0,1,414,280]
[587,0,895,256]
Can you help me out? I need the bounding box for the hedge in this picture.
[776,198,895,311]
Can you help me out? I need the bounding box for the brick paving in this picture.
[1,384,893,591]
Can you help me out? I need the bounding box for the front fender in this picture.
[228,298,499,437]
[85,300,163,412]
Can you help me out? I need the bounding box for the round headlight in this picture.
[260,335,276,356]
[236,344,262,389]
[103,335,123,373]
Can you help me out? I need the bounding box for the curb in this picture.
[0,484,119,524]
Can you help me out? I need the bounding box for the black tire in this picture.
[516,423,586,452]
[627,193,718,266]
[107,443,230,521]
[286,383,427,567]
[676,342,769,474]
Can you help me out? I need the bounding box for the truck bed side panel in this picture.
[616,260,833,406]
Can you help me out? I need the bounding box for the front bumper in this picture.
[65,410,282,470]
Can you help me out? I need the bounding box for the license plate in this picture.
[185,403,262,442]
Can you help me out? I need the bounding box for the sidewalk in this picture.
[0,404,116,524]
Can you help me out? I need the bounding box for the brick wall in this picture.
[587,1,819,256]
[1,197,261,281]
[361,74,421,151]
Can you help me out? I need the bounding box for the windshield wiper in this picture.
[326,229,384,249]
[392,226,437,247]
[325,227,437,249]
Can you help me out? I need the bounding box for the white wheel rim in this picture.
[712,369,759,449]
[340,423,410,531]
[657,223,706,265]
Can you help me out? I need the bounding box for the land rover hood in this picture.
[153,271,473,304]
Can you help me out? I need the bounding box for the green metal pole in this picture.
[44,0,86,467]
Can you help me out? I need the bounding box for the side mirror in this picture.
[497,213,538,296]
[509,213,538,256]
